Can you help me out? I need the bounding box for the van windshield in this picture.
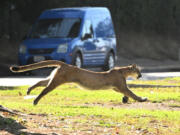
[30,18,81,38]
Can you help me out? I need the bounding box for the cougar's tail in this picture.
[10,60,65,72]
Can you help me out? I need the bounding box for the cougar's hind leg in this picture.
[27,78,50,95]
[33,82,58,105]
[33,67,63,105]
[28,67,59,95]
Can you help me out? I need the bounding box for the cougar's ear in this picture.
[129,64,136,68]
[132,64,137,68]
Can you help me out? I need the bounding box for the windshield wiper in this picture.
[49,36,65,38]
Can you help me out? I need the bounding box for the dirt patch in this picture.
[111,101,180,111]
[0,113,122,135]
[83,101,180,111]
[0,101,179,135]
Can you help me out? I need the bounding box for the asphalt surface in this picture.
[1,72,180,86]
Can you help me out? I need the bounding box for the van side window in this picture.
[82,20,93,39]
[93,15,115,38]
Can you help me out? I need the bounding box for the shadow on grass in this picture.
[0,115,46,135]
[60,105,93,109]
[169,105,180,108]
[0,86,17,90]
[128,84,180,88]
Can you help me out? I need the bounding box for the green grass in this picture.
[0,77,180,134]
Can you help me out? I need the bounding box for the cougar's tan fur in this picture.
[10,60,147,105]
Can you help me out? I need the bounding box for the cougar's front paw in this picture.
[122,96,129,103]
[139,97,148,102]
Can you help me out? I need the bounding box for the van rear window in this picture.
[30,18,81,38]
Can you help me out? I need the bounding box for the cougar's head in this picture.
[129,64,142,79]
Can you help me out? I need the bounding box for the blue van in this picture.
[19,7,117,70]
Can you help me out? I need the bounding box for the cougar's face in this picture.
[130,64,142,79]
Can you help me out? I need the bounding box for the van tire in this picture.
[72,53,83,68]
[102,52,115,71]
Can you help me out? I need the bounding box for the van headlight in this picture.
[57,44,68,53]
[19,44,26,54]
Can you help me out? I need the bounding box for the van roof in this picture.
[49,7,108,12]
[39,7,109,19]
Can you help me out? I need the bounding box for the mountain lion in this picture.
[10,60,147,105]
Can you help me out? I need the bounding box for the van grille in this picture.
[29,48,55,54]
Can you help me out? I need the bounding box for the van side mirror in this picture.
[81,33,92,40]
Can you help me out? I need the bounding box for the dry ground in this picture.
[0,100,179,135]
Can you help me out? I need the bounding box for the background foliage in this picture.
[0,0,180,61]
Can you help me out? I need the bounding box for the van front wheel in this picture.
[72,53,83,68]
[102,53,115,71]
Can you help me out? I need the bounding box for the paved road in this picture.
[1,72,180,86]
[142,72,180,80]
[0,77,44,86]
